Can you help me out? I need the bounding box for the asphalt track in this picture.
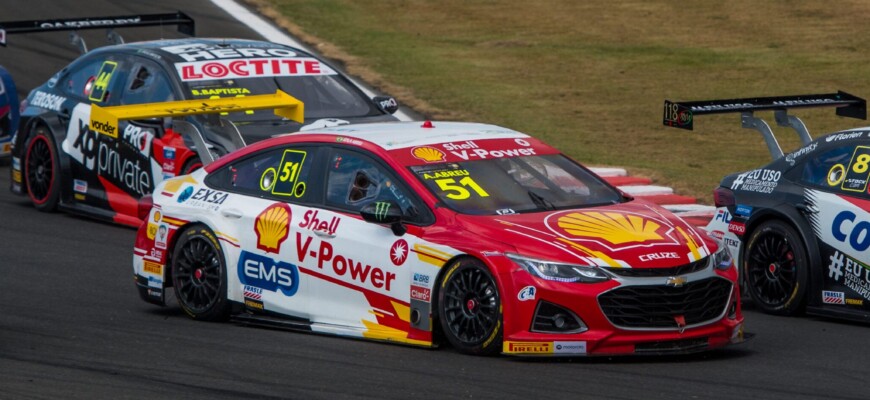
[1,1,869,399]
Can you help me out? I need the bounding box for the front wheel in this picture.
[24,127,60,211]
[437,259,503,355]
[743,220,808,316]
[171,224,230,321]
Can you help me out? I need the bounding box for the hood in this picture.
[456,201,716,269]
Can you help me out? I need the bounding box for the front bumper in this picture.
[494,256,746,356]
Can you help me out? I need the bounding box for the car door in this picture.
[206,144,326,320]
[798,143,870,311]
[300,146,432,335]
[61,55,130,210]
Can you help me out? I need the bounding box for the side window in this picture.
[63,59,103,99]
[121,62,175,105]
[63,57,126,104]
[326,148,431,224]
[801,145,870,197]
[206,146,321,203]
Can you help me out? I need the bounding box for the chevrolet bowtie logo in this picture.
[666,276,688,287]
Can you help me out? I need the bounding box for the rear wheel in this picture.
[24,127,60,211]
[171,224,230,321]
[438,259,503,355]
[743,220,808,316]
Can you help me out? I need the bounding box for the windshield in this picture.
[410,154,623,215]
[181,75,376,121]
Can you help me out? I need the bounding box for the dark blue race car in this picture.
[664,91,870,324]
[1,13,400,226]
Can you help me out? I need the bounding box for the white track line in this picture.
[208,0,414,121]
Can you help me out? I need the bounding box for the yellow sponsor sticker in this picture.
[12,169,22,183]
[503,341,553,354]
[143,261,163,275]
[147,223,158,240]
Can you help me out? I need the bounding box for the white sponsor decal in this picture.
[639,252,679,262]
[40,17,141,29]
[175,57,336,81]
[73,179,87,193]
[785,142,818,165]
[31,91,66,112]
[155,224,169,249]
[517,286,536,301]
[822,290,845,305]
[122,124,154,158]
[826,132,865,142]
[827,250,870,300]
[731,168,780,193]
[162,43,299,62]
[554,341,587,354]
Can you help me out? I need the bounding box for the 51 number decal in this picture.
[261,149,308,197]
[435,176,489,200]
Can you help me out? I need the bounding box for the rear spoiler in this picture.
[90,90,304,166]
[663,91,867,159]
[0,12,194,52]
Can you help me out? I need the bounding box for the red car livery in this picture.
[134,120,746,356]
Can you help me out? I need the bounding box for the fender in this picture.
[744,204,823,307]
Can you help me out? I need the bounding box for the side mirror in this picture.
[360,200,406,236]
[373,96,399,115]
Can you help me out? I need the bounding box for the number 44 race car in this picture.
[2,13,399,226]
[116,96,747,356]
[664,91,870,323]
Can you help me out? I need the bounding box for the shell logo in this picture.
[556,211,663,245]
[255,203,292,253]
[411,146,446,163]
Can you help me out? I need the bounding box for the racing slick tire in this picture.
[743,220,808,316]
[24,127,60,211]
[437,258,503,355]
[171,224,231,321]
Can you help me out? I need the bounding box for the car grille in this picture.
[598,277,732,329]
[603,258,708,277]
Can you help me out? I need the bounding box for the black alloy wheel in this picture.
[438,259,503,355]
[24,128,60,211]
[171,224,230,321]
[743,220,808,316]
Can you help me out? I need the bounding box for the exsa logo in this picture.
[238,251,299,296]
[832,211,870,251]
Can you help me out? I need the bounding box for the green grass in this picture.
[253,0,870,201]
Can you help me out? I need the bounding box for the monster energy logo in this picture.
[374,201,391,221]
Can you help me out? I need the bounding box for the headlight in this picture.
[712,244,733,270]
[506,253,610,283]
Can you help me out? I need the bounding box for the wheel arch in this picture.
[743,206,823,307]
[430,253,505,351]
[18,115,72,200]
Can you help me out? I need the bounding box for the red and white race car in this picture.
[132,114,746,356]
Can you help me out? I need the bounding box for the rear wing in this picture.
[90,90,304,165]
[0,12,194,52]
[662,91,867,159]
